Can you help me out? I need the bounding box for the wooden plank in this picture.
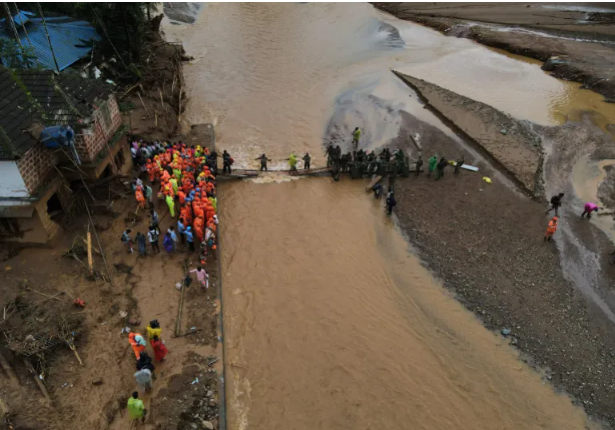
[366,175,383,192]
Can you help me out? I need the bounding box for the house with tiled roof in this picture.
[0,66,131,243]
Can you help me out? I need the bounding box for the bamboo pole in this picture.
[137,92,150,117]
[175,259,189,337]
[83,197,114,286]
[23,358,52,405]
[68,343,83,366]
[87,231,93,275]
[121,82,140,98]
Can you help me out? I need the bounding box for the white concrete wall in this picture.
[0,161,30,198]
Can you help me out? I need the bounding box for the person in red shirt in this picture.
[150,335,168,362]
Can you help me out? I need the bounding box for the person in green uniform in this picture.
[127,392,146,423]
[165,194,175,218]
[427,154,438,177]
[145,184,153,208]
[352,127,362,145]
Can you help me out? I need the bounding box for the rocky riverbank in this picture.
[374,2,615,102]
[387,71,615,427]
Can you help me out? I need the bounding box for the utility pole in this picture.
[36,2,60,72]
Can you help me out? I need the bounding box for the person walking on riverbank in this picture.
[427,155,437,177]
[415,156,423,176]
[134,367,153,392]
[135,186,146,210]
[127,392,146,423]
[151,335,168,362]
[373,183,383,199]
[163,231,174,253]
[454,156,465,175]
[136,232,147,256]
[128,333,146,360]
[386,191,396,215]
[545,193,565,216]
[121,229,134,254]
[190,266,209,290]
[581,202,599,219]
[150,210,160,233]
[148,226,160,254]
[352,127,362,146]
[436,157,448,180]
[256,154,272,171]
[544,216,558,241]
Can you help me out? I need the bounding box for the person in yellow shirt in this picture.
[127,392,146,422]
[146,320,162,340]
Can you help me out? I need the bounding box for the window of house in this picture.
[100,102,113,132]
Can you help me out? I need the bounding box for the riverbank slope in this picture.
[374,2,615,101]
[389,71,615,427]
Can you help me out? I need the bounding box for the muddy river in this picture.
[163,3,607,429]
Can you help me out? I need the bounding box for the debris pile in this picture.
[0,291,85,391]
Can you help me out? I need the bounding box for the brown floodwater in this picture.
[162,3,610,429]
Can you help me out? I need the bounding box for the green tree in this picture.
[0,37,38,69]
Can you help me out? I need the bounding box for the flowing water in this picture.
[162,3,612,429]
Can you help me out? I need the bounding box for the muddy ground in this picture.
[381,71,615,427]
[374,3,615,101]
[0,29,222,430]
[0,156,222,430]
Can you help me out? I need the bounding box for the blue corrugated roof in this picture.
[1,16,100,71]
[13,11,33,27]
[0,11,34,27]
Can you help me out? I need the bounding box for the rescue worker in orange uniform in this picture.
[544,216,558,242]
[128,332,146,360]
[135,187,146,209]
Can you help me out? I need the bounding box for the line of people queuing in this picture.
[125,319,168,423]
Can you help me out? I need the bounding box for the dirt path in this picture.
[0,181,222,430]
[374,2,615,101]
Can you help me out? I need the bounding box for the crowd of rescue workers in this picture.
[118,127,605,422]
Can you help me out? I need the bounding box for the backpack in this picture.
[149,230,159,242]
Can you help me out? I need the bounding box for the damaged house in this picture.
[0,66,131,243]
